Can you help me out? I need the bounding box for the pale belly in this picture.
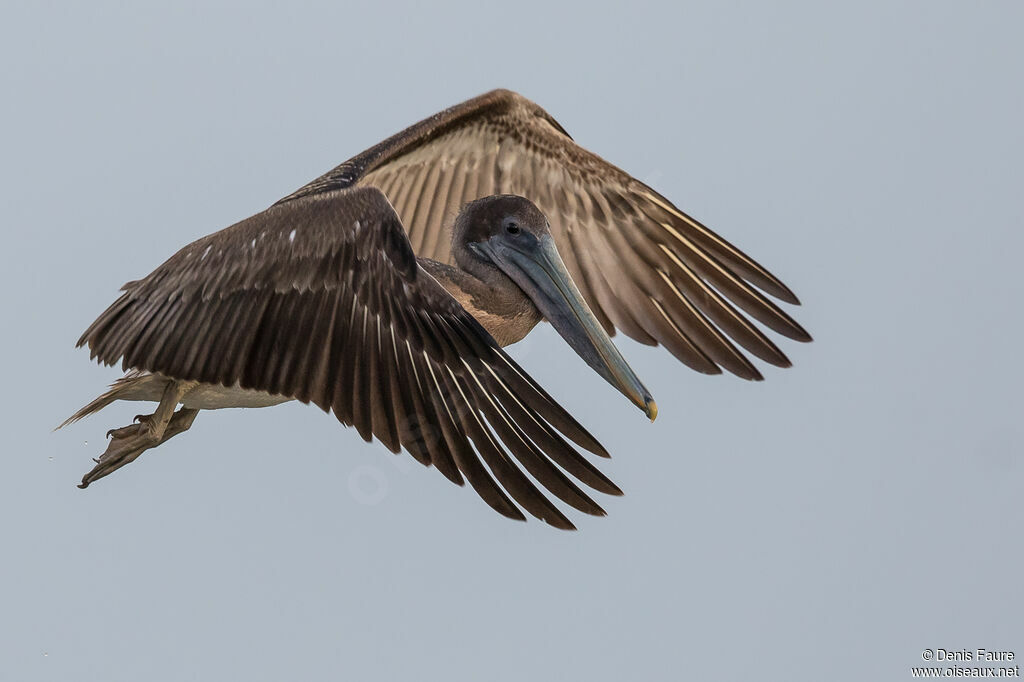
[182,383,293,410]
[116,371,293,410]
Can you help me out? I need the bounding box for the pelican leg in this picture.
[78,380,199,488]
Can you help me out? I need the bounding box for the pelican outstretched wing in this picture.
[281,89,810,380]
[78,186,618,529]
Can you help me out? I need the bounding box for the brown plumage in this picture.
[284,89,810,379]
[65,89,810,529]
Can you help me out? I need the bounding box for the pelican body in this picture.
[64,89,809,529]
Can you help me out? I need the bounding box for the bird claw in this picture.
[79,405,199,490]
[82,422,158,488]
[106,423,143,440]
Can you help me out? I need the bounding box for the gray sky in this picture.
[2,2,1021,680]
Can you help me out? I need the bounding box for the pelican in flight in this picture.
[63,89,810,528]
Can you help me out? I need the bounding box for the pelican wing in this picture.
[280,89,810,380]
[78,186,620,529]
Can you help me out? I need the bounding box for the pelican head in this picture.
[454,195,657,421]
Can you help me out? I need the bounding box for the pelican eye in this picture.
[503,219,520,235]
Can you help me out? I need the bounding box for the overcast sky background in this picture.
[2,2,1021,680]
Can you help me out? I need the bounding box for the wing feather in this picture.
[78,186,614,528]
[284,89,810,378]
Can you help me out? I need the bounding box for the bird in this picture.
[62,88,810,529]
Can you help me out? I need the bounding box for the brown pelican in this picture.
[62,89,810,529]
